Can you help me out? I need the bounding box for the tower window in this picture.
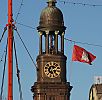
[49,96,55,100]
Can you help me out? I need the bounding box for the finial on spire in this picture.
[48,0,57,3]
[47,0,57,6]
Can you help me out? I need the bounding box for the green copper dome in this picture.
[37,0,66,31]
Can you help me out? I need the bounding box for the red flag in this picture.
[72,45,96,65]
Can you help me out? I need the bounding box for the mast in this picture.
[8,0,13,100]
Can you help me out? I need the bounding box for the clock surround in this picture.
[44,62,61,78]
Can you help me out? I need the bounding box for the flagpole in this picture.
[8,0,13,100]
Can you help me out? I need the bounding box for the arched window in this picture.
[49,96,55,100]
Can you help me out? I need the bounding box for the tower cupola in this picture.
[37,0,66,55]
[37,0,66,31]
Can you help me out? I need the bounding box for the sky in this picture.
[0,0,102,100]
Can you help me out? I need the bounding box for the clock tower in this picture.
[31,0,72,100]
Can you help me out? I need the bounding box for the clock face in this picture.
[44,62,61,78]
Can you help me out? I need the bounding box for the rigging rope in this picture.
[15,22,102,48]
[0,27,7,45]
[0,38,8,100]
[0,50,6,64]
[14,27,38,70]
[58,0,102,7]
[13,37,23,100]
[64,38,102,48]
[15,0,24,22]
[16,22,36,30]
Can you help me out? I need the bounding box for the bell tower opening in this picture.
[31,0,72,100]
[39,31,64,55]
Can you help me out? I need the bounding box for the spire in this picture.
[48,0,57,2]
[47,0,57,6]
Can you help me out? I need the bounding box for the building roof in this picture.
[95,84,102,94]
[94,84,102,99]
[90,84,102,100]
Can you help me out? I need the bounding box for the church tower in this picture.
[31,0,72,100]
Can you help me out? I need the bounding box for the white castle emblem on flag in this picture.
[81,50,89,62]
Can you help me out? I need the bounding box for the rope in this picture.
[15,0,24,22]
[13,37,23,100]
[15,22,102,48]
[0,38,8,100]
[0,27,7,45]
[58,0,102,7]
[14,27,38,70]
[14,22,102,48]
[16,22,36,30]
[64,38,102,48]
[0,50,6,64]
